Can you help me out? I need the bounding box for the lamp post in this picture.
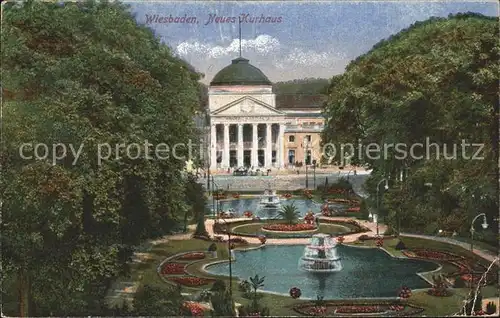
[313,159,317,189]
[376,178,389,235]
[303,141,310,189]
[217,217,233,302]
[470,213,488,289]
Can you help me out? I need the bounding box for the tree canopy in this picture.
[321,13,498,238]
[1,0,204,315]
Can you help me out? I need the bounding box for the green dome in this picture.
[210,57,272,86]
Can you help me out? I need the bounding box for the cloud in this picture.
[176,34,280,58]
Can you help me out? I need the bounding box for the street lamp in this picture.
[470,213,488,289]
[313,159,317,189]
[302,141,310,189]
[217,217,234,303]
[376,178,389,235]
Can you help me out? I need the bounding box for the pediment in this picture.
[211,96,285,116]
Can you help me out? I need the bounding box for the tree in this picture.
[1,0,204,315]
[322,13,498,239]
[133,284,183,316]
[278,204,300,224]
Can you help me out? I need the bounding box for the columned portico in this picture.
[209,120,286,170]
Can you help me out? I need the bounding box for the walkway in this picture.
[400,232,498,263]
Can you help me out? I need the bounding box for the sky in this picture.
[124,1,498,83]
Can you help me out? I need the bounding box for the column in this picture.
[278,124,285,167]
[252,123,258,168]
[223,123,230,168]
[210,124,217,169]
[266,123,272,168]
[237,124,244,167]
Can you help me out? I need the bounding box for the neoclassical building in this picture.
[206,56,325,170]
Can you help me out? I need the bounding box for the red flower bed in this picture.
[263,223,316,231]
[183,301,205,316]
[227,237,248,244]
[243,211,253,218]
[389,305,405,312]
[282,193,292,199]
[161,262,186,275]
[376,237,384,247]
[335,305,383,313]
[347,207,360,212]
[177,252,206,260]
[460,274,481,283]
[406,249,460,261]
[302,306,327,316]
[168,276,214,287]
[336,236,345,244]
[232,193,240,199]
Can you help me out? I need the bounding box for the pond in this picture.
[205,245,439,299]
[206,198,346,219]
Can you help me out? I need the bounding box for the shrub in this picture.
[358,234,371,241]
[208,243,217,252]
[463,292,483,315]
[210,279,226,292]
[211,289,235,316]
[486,301,497,315]
[454,276,466,288]
[239,280,251,293]
[395,240,406,250]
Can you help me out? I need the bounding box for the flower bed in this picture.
[161,262,186,275]
[335,305,384,313]
[227,237,248,244]
[262,223,316,232]
[232,193,240,199]
[168,276,215,287]
[282,193,292,199]
[183,301,205,316]
[293,302,424,317]
[346,207,360,212]
[402,249,461,261]
[243,211,253,218]
[177,252,206,261]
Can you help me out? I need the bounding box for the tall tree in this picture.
[1,0,204,315]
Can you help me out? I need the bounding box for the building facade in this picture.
[207,56,325,170]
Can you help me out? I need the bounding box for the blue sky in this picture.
[124,1,498,83]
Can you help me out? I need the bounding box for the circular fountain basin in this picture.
[205,245,439,299]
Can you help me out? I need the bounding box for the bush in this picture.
[463,292,483,315]
[359,200,369,220]
[395,240,406,250]
[208,243,217,252]
[423,222,439,235]
[454,276,466,288]
[358,234,371,241]
[210,280,226,292]
[211,289,235,316]
[238,280,251,293]
[486,301,497,315]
